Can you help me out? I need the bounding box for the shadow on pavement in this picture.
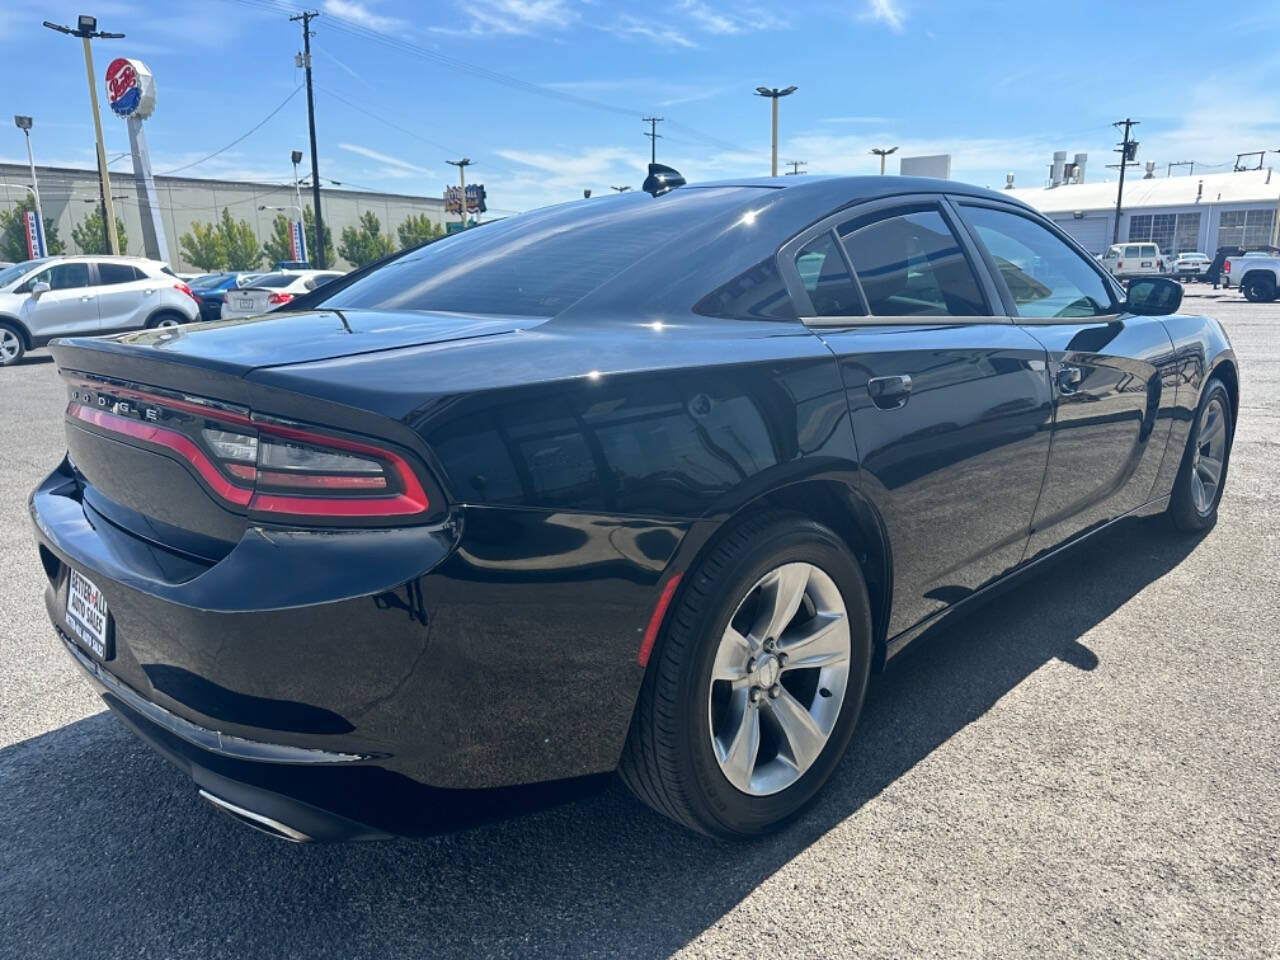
[0,516,1203,959]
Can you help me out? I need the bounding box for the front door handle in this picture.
[868,374,912,410]
[1056,365,1083,395]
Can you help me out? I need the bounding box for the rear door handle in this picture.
[868,374,912,410]
[1056,365,1082,395]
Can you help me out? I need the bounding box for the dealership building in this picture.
[1007,161,1280,257]
[0,162,447,270]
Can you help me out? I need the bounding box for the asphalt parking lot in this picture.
[1,286,1277,959]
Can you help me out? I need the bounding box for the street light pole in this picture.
[43,16,125,255]
[447,158,473,230]
[14,117,46,255]
[755,86,797,177]
[870,146,898,175]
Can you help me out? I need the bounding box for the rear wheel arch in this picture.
[674,477,892,668]
[144,308,188,329]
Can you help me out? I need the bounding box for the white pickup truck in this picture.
[1222,253,1280,301]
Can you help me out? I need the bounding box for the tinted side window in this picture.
[960,205,1115,319]
[694,257,797,320]
[794,232,863,316]
[839,207,987,317]
[47,263,91,290]
[97,263,141,285]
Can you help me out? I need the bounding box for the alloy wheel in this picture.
[0,329,21,363]
[1191,395,1228,515]
[707,562,851,796]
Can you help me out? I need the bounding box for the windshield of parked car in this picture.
[189,273,231,290]
[315,187,762,317]
[0,259,47,289]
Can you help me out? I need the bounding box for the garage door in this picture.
[1052,216,1110,257]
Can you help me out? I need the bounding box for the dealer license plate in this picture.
[65,568,110,659]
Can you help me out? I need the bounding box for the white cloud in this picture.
[678,0,789,35]
[322,0,406,33]
[820,116,894,125]
[861,0,905,31]
[604,14,697,48]
[338,143,430,174]
[449,0,578,35]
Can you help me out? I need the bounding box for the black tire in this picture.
[0,322,26,367]
[145,311,187,329]
[1166,377,1233,532]
[1241,274,1276,303]
[619,509,873,838]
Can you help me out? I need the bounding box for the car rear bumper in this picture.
[30,457,677,836]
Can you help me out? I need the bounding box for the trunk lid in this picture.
[49,309,512,555]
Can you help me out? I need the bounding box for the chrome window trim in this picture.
[777,193,1011,328]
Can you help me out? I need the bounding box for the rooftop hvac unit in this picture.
[1073,153,1087,183]
[1144,161,1156,179]
[1004,172,1015,190]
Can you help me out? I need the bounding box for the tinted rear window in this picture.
[318,188,759,317]
[249,274,296,288]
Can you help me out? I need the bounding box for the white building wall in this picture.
[0,163,447,270]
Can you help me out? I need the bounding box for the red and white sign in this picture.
[105,57,156,119]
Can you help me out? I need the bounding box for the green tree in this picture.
[0,195,64,262]
[70,206,128,255]
[178,219,225,272]
[396,212,444,248]
[217,207,261,270]
[338,210,396,269]
[262,205,332,267]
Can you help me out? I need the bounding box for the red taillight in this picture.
[1224,260,1232,274]
[267,292,294,305]
[68,388,431,522]
[175,282,197,302]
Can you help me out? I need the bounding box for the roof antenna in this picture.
[642,163,685,197]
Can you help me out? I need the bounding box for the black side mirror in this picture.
[1126,276,1182,316]
[642,163,685,197]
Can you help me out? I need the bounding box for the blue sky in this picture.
[3,0,1280,214]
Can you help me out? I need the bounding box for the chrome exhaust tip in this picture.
[198,789,314,843]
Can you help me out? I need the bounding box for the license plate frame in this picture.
[233,297,255,311]
[65,567,112,661]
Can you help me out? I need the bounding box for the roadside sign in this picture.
[290,219,308,262]
[23,210,45,258]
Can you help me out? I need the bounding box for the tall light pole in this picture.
[291,149,304,215]
[13,116,46,256]
[755,86,797,177]
[447,158,472,230]
[43,15,124,255]
[871,146,898,175]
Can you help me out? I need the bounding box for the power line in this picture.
[159,86,303,175]
[642,117,663,164]
[221,0,762,158]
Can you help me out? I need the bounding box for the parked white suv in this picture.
[0,256,200,366]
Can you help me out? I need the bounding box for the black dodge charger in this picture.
[31,170,1237,841]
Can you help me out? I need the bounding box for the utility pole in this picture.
[291,11,326,267]
[755,86,797,177]
[784,160,807,176]
[642,116,663,164]
[447,158,472,230]
[13,117,46,255]
[1111,118,1139,245]
[43,16,124,255]
[871,146,898,175]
